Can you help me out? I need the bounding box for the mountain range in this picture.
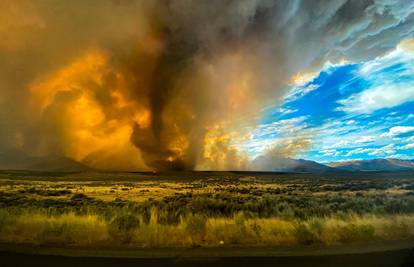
[250,156,334,173]
[250,157,414,173]
[328,158,414,172]
[0,149,413,172]
[0,150,91,172]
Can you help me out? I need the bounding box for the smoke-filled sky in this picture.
[0,0,413,171]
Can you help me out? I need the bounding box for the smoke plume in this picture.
[0,0,413,171]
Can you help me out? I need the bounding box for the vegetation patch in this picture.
[0,172,413,247]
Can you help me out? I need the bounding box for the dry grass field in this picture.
[0,171,413,248]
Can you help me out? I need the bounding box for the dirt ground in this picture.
[1,241,414,267]
[0,247,413,267]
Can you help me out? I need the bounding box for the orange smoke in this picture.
[30,51,107,110]
[25,47,262,171]
[28,50,148,171]
[26,47,254,171]
[1,1,315,172]
[197,124,249,170]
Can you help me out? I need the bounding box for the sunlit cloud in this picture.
[381,126,414,138]
[401,143,414,150]
[368,144,396,156]
[345,148,374,157]
[355,136,376,144]
[337,43,414,114]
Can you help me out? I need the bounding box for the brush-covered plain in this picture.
[0,171,413,248]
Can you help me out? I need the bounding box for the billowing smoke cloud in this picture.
[249,138,311,171]
[0,0,413,171]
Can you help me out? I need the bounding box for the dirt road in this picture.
[1,247,413,267]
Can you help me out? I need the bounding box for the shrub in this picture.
[1,212,109,245]
[295,223,317,245]
[184,213,207,236]
[0,209,16,233]
[109,211,140,243]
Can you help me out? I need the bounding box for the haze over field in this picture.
[1,0,413,172]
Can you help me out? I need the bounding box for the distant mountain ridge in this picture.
[0,149,413,173]
[0,150,91,172]
[328,158,414,171]
[250,156,336,173]
[250,157,414,173]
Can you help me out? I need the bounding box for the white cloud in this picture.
[285,84,319,102]
[358,46,414,78]
[381,126,414,138]
[401,143,414,150]
[337,83,414,114]
[243,116,311,156]
[322,140,349,149]
[368,144,395,156]
[337,45,414,114]
[355,136,375,144]
[320,149,340,157]
[278,107,298,114]
[253,116,308,138]
[345,147,374,157]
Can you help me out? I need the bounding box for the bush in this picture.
[184,213,207,236]
[0,212,109,245]
[109,211,140,243]
[295,223,319,245]
[0,209,16,233]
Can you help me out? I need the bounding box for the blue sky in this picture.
[242,40,414,162]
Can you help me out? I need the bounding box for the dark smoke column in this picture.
[131,25,200,171]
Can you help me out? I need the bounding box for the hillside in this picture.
[0,150,90,172]
[329,158,414,171]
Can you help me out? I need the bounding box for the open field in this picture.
[0,171,414,248]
